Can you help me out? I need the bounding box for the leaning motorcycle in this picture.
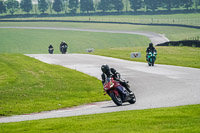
[147,51,157,66]
[103,78,136,106]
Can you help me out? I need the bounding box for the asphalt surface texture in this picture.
[0,26,199,123]
[0,54,199,123]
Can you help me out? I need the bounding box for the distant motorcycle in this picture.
[147,51,157,66]
[61,45,67,54]
[103,77,136,106]
[48,48,54,54]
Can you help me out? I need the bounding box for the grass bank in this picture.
[92,46,200,69]
[0,28,149,53]
[0,104,200,133]
[0,22,200,41]
[1,13,200,26]
[0,54,109,116]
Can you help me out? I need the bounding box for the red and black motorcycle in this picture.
[103,78,136,106]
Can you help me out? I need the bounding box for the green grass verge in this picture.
[92,46,200,69]
[0,104,200,133]
[0,54,110,116]
[0,28,149,53]
[2,13,200,26]
[0,22,200,41]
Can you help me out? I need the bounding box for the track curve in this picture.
[0,54,199,123]
[0,26,169,45]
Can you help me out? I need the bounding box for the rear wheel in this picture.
[128,93,136,104]
[110,92,122,106]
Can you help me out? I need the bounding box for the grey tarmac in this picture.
[0,54,199,123]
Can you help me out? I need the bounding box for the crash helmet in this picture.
[149,43,153,47]
[101,64,110,73]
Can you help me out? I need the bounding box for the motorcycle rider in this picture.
[60,41,68,53]
[48,44,54,54]
[101,64,134,96]
[146,43,157,61]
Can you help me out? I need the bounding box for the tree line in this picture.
[0,0,200,15]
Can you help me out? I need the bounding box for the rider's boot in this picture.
[125,87,134,96]
[129,91,134,96]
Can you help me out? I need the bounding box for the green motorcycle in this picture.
[147,51,157,66]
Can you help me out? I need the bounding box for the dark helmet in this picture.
[101,64,109,73]
[149,43,153,47]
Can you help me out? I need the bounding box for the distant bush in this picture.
[157,40,200,47]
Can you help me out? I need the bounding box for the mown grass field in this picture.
[0,54,110,116]
[0,28,149,53]
[2,13,200,26]
[0,22,200,68]
[92,46,200,69]
[0,104,200,133]
[0,21,200,41]
[0,17,200,132]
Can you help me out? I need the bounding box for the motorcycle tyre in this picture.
[128,93,136,104]
[110,92,122,106]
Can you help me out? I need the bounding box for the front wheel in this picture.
[128,93,136,104]
[110,92,122,106]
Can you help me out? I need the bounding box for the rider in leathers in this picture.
[146,43,157,61]
[101,64,133,96]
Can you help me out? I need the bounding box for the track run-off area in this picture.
[0,26,169,45]
[0,26,199,123]
[0,54,199,123]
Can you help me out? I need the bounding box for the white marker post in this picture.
[130,52,141,58]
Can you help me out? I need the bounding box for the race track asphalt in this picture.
[0,54,199,123]
[0,26,199,123]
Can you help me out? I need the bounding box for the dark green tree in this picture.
[0,0,6,14]
[129,0,143,12]
[162,0,171,11]
[144,0,161,12]
[20,0,32,13]
[80,0,94,13]
[47,0,53,14]
[5,0,19,15]
[63,0,69,14]
[181,0,193,10]
[93,0,99,12]
[53,0,63,14]
[38,0,48,14]
[195,0,200,9]
[98,0,112,12]
[68,0,79,13]
[162,0,181,11]
[111,0,124,12]
[125,0,129,12]
[194,0,198,9]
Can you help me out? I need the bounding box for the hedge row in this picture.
[157,40,200,47]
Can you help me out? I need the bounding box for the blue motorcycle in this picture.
[147,51,157,66]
